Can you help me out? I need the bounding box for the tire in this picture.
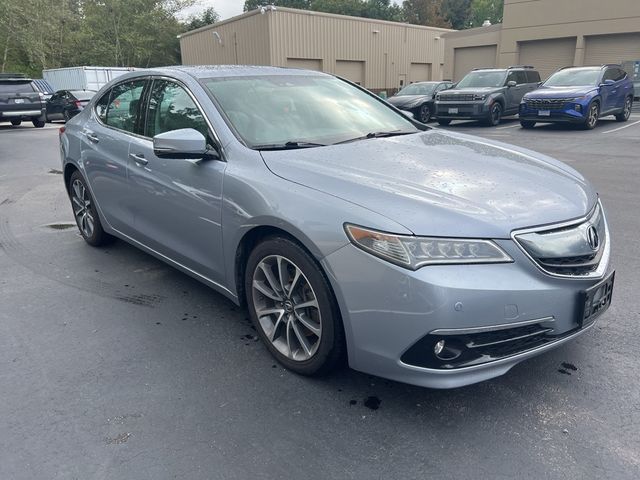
[32,118,45,128]
[10,119,21,126]
[615,96,632,122]
[245,236,345,376]
[581,101,599,130]
[417,103,431,123]
[520,120,536,129]
[484,102,502,126]
[437,119,451,126]
[68,170,114,247]
[63,110,71,123]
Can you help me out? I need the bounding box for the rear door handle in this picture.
[86,133,99,143]
[129,153,148,165]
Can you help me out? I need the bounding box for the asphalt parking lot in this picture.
[1,115,639,479]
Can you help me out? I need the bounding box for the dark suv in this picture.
[435,66,541,126]
[0,73,46,128]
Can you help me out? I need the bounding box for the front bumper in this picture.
[322,238,612,389]
[435,100,491,120]
[519,104,587,124]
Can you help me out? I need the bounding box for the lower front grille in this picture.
[439,93,475,102]
[525,98,573,110]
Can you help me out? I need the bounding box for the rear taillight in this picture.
[74,100,82,108]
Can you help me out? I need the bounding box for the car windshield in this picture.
[396,83,436,96]
[456,71,506,88]
[202,74,418,148]
[0,81,34,94]
[544,69,601,87]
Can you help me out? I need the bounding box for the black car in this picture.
[387,81,454,123]
[32,79,56,101]
[0,73,46,128]
[46,90,96,122]
[435,66,541,126]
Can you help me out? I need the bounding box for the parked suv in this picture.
[435,66,541,126]
[519,65,635,130]
[0,73,46,127]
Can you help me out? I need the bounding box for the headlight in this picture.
[435,94,441,101]
[344,224,513,270]
[473,94,487,101]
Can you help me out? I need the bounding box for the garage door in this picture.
[336,60,365,85]
[286,58,323,71]
[409,62,432,83]
[519,38,576,80]
[585,33,640,67]
[453,45,497,81]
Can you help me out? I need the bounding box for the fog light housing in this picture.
[434,340,445,356]
[575,104,582,112]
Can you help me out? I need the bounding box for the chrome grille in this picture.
[524,98,573,110]
[513,202,608,278]
[439,93,475,102]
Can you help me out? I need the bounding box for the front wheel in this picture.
[10,119,21,126]
[245,236,345,376]
[582,101,599,130]
[520,120,536,129]
[32,118,45,128]
[69,170,114,246]
[437,119,451,126]
[615,97,632,122]
[484,103,502,126]
[417,103,431,123]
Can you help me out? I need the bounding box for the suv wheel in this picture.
[582,101,599,130]
[10,119,21,126]
[245,236,345,376]
[520,120,536,129]
[437,119,451,126]
[615,97,632,122]
[417,103,431,123]
[69,170,114,246]
[484,103,502,126]
[32,118,45,128]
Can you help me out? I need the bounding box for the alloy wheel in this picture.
[587,103,599,128]
[623,98,631,120]
[419,104,431,123]
[71,179,95,239]
[252,255,322,361]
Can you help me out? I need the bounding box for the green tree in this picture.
[243,0,311,11]
[185,6,220,30]
[469,0,502,27]
[442,0,471,29]
[402,0,451,28]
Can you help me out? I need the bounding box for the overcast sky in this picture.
[181,0,403,22]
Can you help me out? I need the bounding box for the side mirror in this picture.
[507,80,517,88]
[153,128,218,160]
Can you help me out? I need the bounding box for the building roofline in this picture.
[178,6,455,39]
[441,23,502,38]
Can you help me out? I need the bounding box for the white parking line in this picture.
[496,124,521,130]
[601,119,640,134]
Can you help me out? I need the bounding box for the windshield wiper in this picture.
[334,130,416,145]
[253,141,327,151]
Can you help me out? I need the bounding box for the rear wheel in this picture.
[10,119,21,126]
[582,101,599,130]
[417,103,431,123]
[69,170,114,247]
[520,120,536,129]
[32,118,45,128]
[615,96,632,122]
[437,119,451,126]
[245,236,345,376]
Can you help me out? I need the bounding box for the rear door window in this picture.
[103,79,146,134]
[509,71,528,85]
[526,71,541,83]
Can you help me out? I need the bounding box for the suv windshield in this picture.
[396,83,436,96]
[0,81,34,94]
[457,71,506,88]
[203,75,417,148]
[544,68,601,87]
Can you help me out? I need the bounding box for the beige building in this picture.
[179,7,452,93]
[443,0,640,81]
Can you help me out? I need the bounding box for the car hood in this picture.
[443,87,501,95]
[260,130,596,238]
[524,86,597,98]
[388,95,430,107]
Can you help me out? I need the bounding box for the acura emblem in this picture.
[586,225,600,251]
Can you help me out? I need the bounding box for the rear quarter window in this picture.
[526,71,541,83]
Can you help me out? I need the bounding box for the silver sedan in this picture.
[59,66,614,388]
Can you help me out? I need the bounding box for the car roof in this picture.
[143,65,335,80]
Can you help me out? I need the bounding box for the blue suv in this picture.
[520,65,634,129]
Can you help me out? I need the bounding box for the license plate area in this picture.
[579,271,615,327]
[538,109,550,116]
[448,107,458,114]
[13,98,25,104]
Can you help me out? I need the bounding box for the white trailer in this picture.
[42,66,139,92]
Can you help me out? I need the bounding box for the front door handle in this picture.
[129,153,148,165]
[86,133,99,143]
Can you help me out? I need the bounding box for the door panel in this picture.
[127,79,226,282]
